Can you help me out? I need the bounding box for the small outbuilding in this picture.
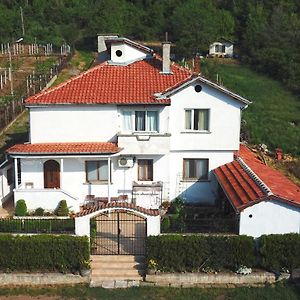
[209,38,234,58]
[214,145,300,238]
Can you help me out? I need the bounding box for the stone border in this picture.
[0,273,89,286]
[145,271,276,288]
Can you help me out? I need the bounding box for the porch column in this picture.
[60,158,64,188]
[14,158,18,188]
[108,156,111,203]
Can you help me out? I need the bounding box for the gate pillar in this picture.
[75,215,90,237]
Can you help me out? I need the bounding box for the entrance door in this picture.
[44,160,60,188]
[91,211,146,255]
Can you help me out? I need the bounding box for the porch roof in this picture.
[214,144,300,212]
[7,142,121,156]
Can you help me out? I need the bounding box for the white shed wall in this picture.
[239,200,300,238]
[111,43,147,63]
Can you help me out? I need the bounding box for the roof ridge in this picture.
[25,61,108,103]
[236,157,273,196]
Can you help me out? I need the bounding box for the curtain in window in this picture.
[99,161,108,181]
[196,160,208,179]
[185,110,192,129]
[135,111,145,131]
[195,109,208,130]
[123,111,132,131]
[86,161,98,181]
[147,111,158,131]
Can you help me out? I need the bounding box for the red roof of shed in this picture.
[25,57,192,105]
[7,142,120,155]
[214,145,300,211]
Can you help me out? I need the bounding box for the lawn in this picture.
[0,283,298,299]
[201,59,300,156]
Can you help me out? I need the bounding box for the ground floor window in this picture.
[183,159,209,180]
[138,159,153,181]
[86,160,109,182]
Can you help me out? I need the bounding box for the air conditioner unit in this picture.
[118,157,134,168]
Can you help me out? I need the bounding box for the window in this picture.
[122,110,158,132]
[116,50,122,57]
[86,161,109,182]
[183,159,209,180]
[138,159,153,181]
[185,109,209,131]
[7,168,13,186]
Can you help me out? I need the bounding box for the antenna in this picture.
[165,32,168,42]
[20,7,25,36]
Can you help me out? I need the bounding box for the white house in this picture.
[6,36,250,216]
[209,38,234,58]
[214,144,300,237]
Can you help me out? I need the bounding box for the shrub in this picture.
[259,234,300,272]
[146,235,256,272]
[15,200,27,216]
[34,207,45,216]
[161,217,171,232]
[55,200,69,216]
[0,234,89,272]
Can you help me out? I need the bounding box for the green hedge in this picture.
[260,234,300,271]
[0,218,75,234]
[0,234,89,272]
[146,235,256,272]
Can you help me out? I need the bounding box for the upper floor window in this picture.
[185,109,209,131]
[86,160,109,182]
[122,110,158,132]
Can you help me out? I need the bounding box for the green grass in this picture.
[202,59,300,156]
[0,283,298,299]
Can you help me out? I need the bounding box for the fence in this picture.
[0,218,75,234]
[0,53,72,133]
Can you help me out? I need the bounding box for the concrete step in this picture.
[91,275,143,282]
[91,255,145,263]
[92,268,145,276]
[91,261,146,270]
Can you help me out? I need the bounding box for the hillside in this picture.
[202,59,300,157]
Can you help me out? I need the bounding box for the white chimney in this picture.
[162,41,171,74]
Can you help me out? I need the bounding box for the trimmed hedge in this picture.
[0,218,75,234]
[146,235,256,272]
[15,200,27,216]
[260,234,300,271]
[0,234,89,272]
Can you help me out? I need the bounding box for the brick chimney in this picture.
[275,148,283,161]
[162,32,171,74]
[194,53,201,74]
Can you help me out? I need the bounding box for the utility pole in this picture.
[8,46,14,96]
[20,7,25,36]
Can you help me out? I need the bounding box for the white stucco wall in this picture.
[29,105,119,143]
[239,200,300,238]
[169,151,234,204]
[0,163,14,204]
[75,208,160,237]
[169,81,243,151]
[111,43,147,63]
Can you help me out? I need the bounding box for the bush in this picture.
[259,234,300,272]
[146,235,256,272]
[55,200,69,216]
[0,234,89,272]
[15,200,27,216]
[161,217,171,232]
[34,207,45,216]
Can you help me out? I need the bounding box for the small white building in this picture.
[209,38,234,58]
[214,144,300,238]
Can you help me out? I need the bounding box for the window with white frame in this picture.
[85,160,109,182]
[183,159,209,180]
[185,109,209,131]
[122,110,158,132]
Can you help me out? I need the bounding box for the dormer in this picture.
[98,35,153,64]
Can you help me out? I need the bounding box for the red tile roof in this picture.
[25,57,192,105]
[7,142,120,155]
[76,201,160,217]
[214,145,300,211]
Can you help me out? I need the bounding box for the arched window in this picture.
[44,160,60,188]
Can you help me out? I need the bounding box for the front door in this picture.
[44,160,60,188]
[90,211,146,255]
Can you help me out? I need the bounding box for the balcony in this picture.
[117,132,170,155]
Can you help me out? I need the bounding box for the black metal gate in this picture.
[90,210,146,255]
